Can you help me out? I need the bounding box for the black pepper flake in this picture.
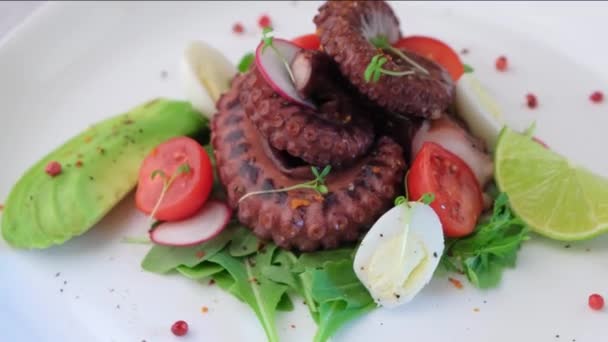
[380,322,384,326]
[60,289,64,293]
[380,233,384,237]
[556,334,560,338]
[116,304,120,309]
[394,293,401,299]
[89,176,94,181]
[461,48,469,55]
[564,244,571,248]
[360,266,365,270]
[433,252,438,258]
[109,288,115,293]
[483,300,487,304]
[63,280,67,285]
[55,272,61,277]
[160,70,168,79]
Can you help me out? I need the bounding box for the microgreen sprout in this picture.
[394,192,435,207]
[394,195,407,206]
[370,35,429,75]
[262,27,296,84]
[364,54,416,83]
[419,192,435,205]
[463,63,474,73]
[148,162,191,221]
[238,165,331,203]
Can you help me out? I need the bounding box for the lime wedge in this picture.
[494,127,608,240]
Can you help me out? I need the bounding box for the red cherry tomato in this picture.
[292,33,321,50]
[407,142,483,238]
[393,36,464,81]
[136,136,213,222]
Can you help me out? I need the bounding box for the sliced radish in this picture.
[255,38,315,109]
[149,200,232,247]
[412,115,494,187]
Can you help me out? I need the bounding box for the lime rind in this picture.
[494,127,608,241]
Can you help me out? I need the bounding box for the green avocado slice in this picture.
[1,98,208,249]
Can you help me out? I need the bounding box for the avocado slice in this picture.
[1,98,208,249]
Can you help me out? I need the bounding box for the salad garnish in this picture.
[148,162,191,221]
[262,27,296,84]
[364,54,415,83]
[237,52,255,73]
[370,35,429,75]
[237,165,331,203]
[440,193,529,288]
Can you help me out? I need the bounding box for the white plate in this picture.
[1,2,608,341]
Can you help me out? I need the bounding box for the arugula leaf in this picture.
[463,63,474,73]
[237,52,255,73]
[263,250,319,322]
[176,263,224,280]
[229,226,261,257]
[208,246,287,342]
[440,193,529,288]
[141,226,235,273]
[314,301,376,342]
[309,260,376,342]
[296,249,354,271]
[141,220,374,342]
[310,260,373,309]
[212,270,243,300]
[276,293,295,312]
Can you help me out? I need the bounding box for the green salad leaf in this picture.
[309,260,373,309]
[237,52,255,73]
[308,260,375,342]
[315,300,376,342]
[141,226,374,341]
[141,225,234,273]
[207,247,289,342]
[440,193,529,288]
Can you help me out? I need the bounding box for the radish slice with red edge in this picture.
[255,38,315,109]
[149,200,231,247]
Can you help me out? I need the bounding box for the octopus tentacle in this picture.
[212,74,405,251]
[240,66,375,168]
[314,0,454,118]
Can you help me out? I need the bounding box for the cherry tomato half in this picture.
[136,136,213,222]
[292,33,321,50]
[407,142,483,238]
[394,36,464,81]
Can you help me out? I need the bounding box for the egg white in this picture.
[180,41,236,118]
[354,202,444,308]
[454,73,504,150]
